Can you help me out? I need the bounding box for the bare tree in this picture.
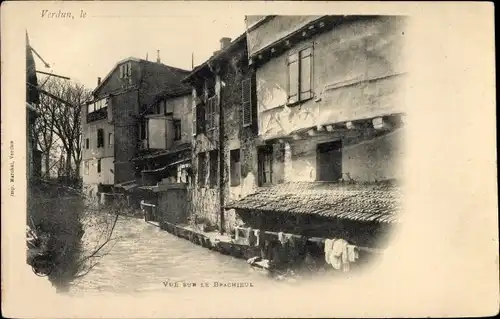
[38,77,91,182]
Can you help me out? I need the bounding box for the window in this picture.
[287,46,313,104]
[140,121,147,140]
[193,100,206,136]
[84,161,89,175]
[108,132,113,146]
[316,141,342,182]
[120,62,132,79]
[209,150,219,188]
[197,152,207,187]
[206,96,217,131]
[85,138,89,149]
[258,146,273,186]
[174,119,182,141]
[242,77,254,127]
[97,129,104,148]
[230,149,241,187]
[97,159,102,173]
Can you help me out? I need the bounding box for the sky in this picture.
[26,11,246,90]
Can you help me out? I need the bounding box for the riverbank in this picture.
[156,219,384,277]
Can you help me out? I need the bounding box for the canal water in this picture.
[65,216,284,296]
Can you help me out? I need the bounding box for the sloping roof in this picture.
[225,181,402,224]
[26,32,40,105]
[93,57,191,95]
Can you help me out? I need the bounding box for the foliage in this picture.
[27,180,125,287]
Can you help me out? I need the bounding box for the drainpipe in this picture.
[218,73,225,235]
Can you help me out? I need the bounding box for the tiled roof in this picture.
[225,181,402,224]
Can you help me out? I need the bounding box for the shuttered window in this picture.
[287,53,299,104]
[287,46,313,104]
[299,47,313,100]
[192,103,197,136]
[242,78,252,127]
[206,96,217,131]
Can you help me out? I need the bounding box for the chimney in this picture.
[220,37,232,50]
[156,50,161,63]
[97,77,101,86]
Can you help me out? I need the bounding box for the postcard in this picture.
[1,1,498,318]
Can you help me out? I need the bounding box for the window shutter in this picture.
[119,65,124,79]
[287,53,299,104]
[242,78,252,127]
[198,102,206,134]
[127,62,132,76]
[300,47,313,101]
[192,103,197,136]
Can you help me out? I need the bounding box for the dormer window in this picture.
[119,62,132,79]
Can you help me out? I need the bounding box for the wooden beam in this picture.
[316,125,325,132]
[28,82,75,107]
[35,70,70,80]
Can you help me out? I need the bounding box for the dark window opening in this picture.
[209,150,218,188]
[198,152,206,187]
[205,77,216,99]
[230,149,241,187]
[97,129,104,148]
[316,140,343,182]
[85,138,89,149]
[97,159,102,173]
[174,119,182,141]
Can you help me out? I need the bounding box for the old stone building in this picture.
[131,83,193,186]
[183,34,259,234]
[226,15,407,250]
[81,57,191,198]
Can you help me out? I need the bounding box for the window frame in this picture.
[316,140,343,182]
[230,149,241,187]
[209,150,219,188]
[108,132,113,146]
[97,128,104,148]
[258,146,274,186]
[173,119,182,141]
[206,96,218,132]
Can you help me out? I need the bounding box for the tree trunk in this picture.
[44,152,50,177]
